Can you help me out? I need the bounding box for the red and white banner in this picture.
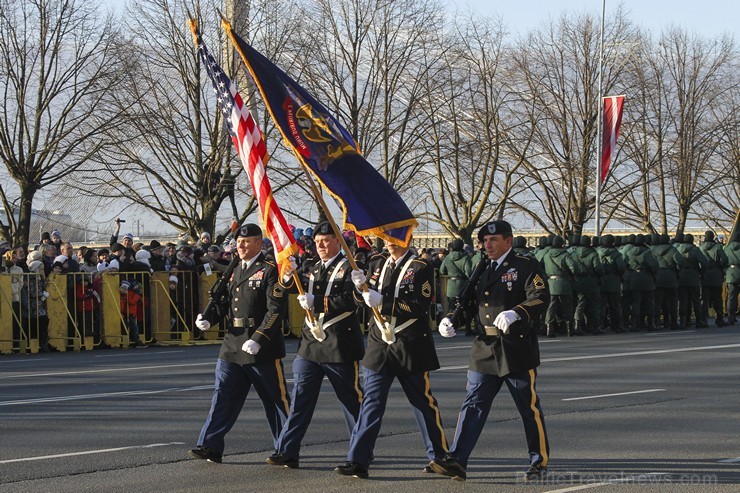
[600,95,625,185]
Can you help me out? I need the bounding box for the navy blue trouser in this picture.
[276,355,363,459]
[346,365,448,468]
[197,358,290,454]
[449,369,549,469]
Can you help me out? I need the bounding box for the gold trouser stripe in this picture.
[275,359,290,414]
[353,361,363,402]
[423,371,448,452]
[528,369,548,466]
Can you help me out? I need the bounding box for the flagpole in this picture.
[595,0,606,236]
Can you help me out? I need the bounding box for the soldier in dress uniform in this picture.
[188,224,291,464]
[267,221,365,469]
[434,220,551,482]
[334,237,448,479]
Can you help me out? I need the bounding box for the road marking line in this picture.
[4,362,214,379]
[719,457,740,463]
[562,389,665,401]
[94,350,185,358]
[542,343,740,363]
[0,359,50,364]
[644,330,696,336]
[0,442,186,464]
[7,342,740,379]
[542,484,610,493]
[0,385,214,406]
[0,377,296,407]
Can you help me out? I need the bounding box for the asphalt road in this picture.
[1,325,739,492]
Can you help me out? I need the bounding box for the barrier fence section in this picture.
[0,269,445,354]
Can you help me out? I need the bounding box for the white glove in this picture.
[362,289,383,308]
[242,339,261,354]
[41,291,50,301]
[298,293,315,310]
[282,256,298,283]
[438,317,456,338]
[195,313,211,332]
[350,269,366,289]
[493,310,520,334]
[92,291,101,303]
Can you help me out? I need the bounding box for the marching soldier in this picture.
[335,237,448,479]
[435,220,551,482]
[267,222,365,469]
[188,224,291,464]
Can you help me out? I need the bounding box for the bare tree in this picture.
[508,9,638,236]
[71,0,307,241]
[415,15,528,244]
[655,29,737,233]
[0,0,123,246]
[297,0,445,198]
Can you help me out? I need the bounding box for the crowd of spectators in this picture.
[1,220,738,353]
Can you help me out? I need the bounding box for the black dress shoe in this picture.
[430,457,466,481]
[265,453,299,469]
[335,461,368,479]
[524,463,548,481]
[188,447,222,463]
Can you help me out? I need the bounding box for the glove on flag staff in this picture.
[188,19,297,276]
[221,19,418,248]
[600,94,625,185]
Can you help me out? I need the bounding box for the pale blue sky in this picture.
[104,0,738,39]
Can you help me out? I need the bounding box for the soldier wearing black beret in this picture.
[267,221,365,468]
[188,223,291,464]
[434,220,551,482]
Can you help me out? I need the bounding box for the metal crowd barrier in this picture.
[1,268,444,354]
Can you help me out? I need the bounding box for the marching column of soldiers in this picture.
[535,230,737,335]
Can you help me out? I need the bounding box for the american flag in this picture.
[189,20,297,272]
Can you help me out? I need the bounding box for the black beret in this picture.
[236,223,262,238]
[312,221,334,238]
[149,240,161,249]
[477,220,513,241]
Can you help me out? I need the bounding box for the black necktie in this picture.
[484,260,498,283]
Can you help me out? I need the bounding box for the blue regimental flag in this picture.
[222,20,417,247]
